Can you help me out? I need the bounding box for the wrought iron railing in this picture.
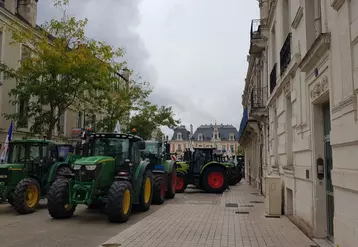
[280,33,292,75]
[251,19,262,40]
[251,87,268,108]
[270,63,277,94]
[0,0,4,8]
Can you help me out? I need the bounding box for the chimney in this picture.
[17,0,38,27]
[190,124,193,135]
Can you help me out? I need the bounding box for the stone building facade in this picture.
[170,124,239,157]
[239,0,358,246]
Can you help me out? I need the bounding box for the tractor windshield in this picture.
[7,142,48,163]
[91,137,130,158]
[145,143,158,155]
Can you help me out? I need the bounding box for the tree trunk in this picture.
[46,125,53,140]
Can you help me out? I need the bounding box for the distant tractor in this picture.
[47,132,154,223]
[142,140,176,204]
[0,139,74,214]
[175,148,228,193]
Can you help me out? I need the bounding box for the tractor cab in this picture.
[0,139,73,214]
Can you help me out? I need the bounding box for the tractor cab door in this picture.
[39,143,58,185]
[192,150,208,174]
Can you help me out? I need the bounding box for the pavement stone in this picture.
[100,181,316,247]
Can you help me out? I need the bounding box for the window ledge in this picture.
[331,0,345,11]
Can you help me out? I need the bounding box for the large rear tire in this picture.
[13,178,41,214]
[201,166,227,194]
[47,179,76,219]
[137,170,153,212]
[152,174,165,205]
[175,173,187,193]
[106,181,132,223]
[165,169,176,199]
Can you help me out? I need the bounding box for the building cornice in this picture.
[331,0,345,11]
[298,33,331,72]
[267,0,277,28]
[291,6,303,29]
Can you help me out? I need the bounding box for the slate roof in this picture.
[192,124,239,141]
[171,125,191,141]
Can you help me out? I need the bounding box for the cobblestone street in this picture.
[101,181,315,247]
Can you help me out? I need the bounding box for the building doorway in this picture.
[323,103,334,241]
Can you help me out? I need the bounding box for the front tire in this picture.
[201,166,227,193]
[165,169,176,199]
[106,181,132,223]
[137,170,153,212]
[13,178,40,214]
[152,174,165,205]
[47,179,76,219]
[175,173,187,193]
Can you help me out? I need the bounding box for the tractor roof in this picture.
[145,140,159,144]
[194,147,215,150]
[89,132,143,142]
[11,139,55,144]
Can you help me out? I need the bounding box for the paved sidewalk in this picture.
[100,181,315,247]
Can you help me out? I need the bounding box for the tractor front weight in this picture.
[68,180,95,205]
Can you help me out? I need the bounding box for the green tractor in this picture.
[47,132,154,223]
[142,140,176,204]
[214,154,243,186]
[0,139,74,214]
[175,148,228,193]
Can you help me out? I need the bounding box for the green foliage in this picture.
[237,145,244,155]
[129,101,180,140]
[0,0,126,139]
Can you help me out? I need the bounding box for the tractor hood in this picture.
[0,163,24,169]
[73,156,114,165]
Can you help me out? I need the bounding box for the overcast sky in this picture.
[37,0,259,136]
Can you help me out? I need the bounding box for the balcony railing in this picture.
[280,33,292,75]
[270,63,277,94]
[250,19,262,40]
[0,0,4,8]
[251,87,268,108]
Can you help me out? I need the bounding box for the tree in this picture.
[129,101,180,140]
[237,145,245,155]
[0,0,125,139]
[95,71,152,132]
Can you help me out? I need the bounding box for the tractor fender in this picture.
[163,160,176,174]
[132,159,152,204]
[47,162,70,183]
[176,162,190,175]
[200,161,227,174]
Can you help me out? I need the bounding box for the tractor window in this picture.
[131,144,141,163]
[145,143,158,155]
[91,138,130,158]
[7,143,47,163]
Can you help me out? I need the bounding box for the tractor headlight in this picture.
[0,175,7,179]
[86,165,97,171]
[73,165,81,170]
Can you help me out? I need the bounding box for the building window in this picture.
[0,0,4,8]
[230,145,234,153]
[198,133,203,140]
[229,133,235,140]
[18,97,29,128]
[177,144,182,151]
[214,134,218,139]
[222,145,225,151]
[57,109,65,134]
[177,133,182,140]
[76,112,82,128]
[21,45,31,61]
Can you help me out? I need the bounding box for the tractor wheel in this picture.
[106,181,132,223]
[202,166,228,194]
[152,174,165,205]
[47,179,76,219]
[137,170,153,212]
[165,169,176,199]
[13,178,41,214]
[175,173,187,193]
[56,166,72,179]
[229,177,238,186]
[237,173,243,183]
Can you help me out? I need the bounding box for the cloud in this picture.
[36,0,259,137]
